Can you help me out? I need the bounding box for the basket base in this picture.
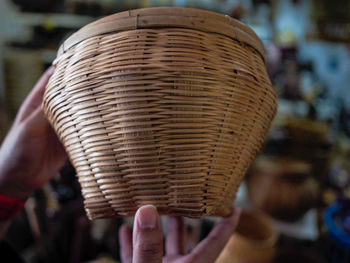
[86,204,233,220]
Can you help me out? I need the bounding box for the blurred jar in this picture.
[216,210,278,263]
[247,157,320,222]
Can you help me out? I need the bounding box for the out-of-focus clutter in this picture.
[247,157,319,222]
[216,210,278,263]
[0,0,350,262]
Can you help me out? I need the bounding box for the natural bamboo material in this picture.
[43,7,277,220]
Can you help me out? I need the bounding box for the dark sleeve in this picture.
[0,239,26,263]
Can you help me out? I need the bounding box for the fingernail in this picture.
[136,205,158,229]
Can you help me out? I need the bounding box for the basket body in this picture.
[43,7,277,219]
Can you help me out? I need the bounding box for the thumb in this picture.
[26,106,48,129]
[133,205,163,263]
[20,106,51,139]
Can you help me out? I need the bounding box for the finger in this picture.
[187,207,241,263]
[119,224,132,263]
[166,217,185,255]
[24,106,49,132]
[133,205,163,263]
[16,66,55,123]
[25,106,68,167]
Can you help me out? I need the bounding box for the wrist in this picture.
[0,177,33,202]
[0,133,35,201]
[0,194,26,221]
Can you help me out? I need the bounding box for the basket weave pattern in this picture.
[43,9,277,219]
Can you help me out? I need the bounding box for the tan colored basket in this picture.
[43,7,277,220]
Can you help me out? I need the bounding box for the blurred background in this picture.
[0,0,350,262]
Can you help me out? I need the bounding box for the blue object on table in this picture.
[324,203,350,263]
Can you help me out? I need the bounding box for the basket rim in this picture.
[57,7,265,61]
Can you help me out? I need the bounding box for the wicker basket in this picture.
[43,7,277,220]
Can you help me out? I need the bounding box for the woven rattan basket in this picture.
[43,7,277,220]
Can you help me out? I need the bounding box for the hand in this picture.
[119,205,241,263]
[0,66,67,201]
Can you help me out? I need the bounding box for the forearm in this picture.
[0,66,64,240]
[0,220,10,240]
[0,185,27,239]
